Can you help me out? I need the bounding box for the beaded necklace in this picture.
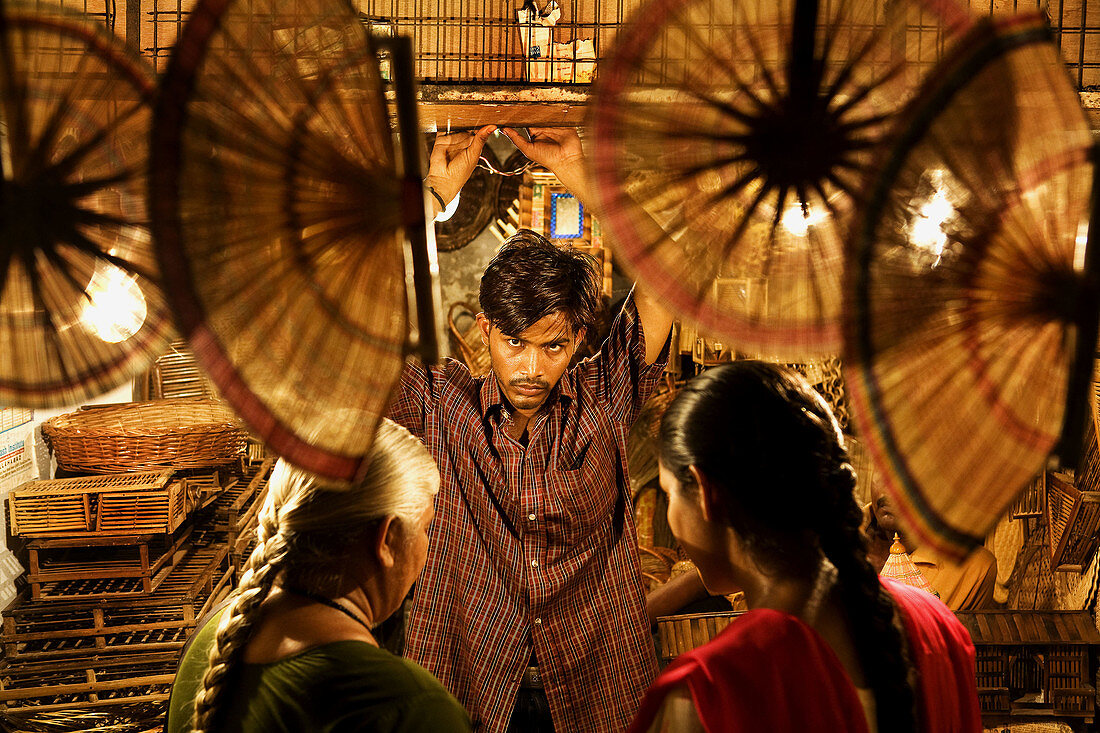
[285,587,374,635]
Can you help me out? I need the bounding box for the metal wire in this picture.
[478,153,534,176]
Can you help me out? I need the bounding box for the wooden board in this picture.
[398,84,587,131]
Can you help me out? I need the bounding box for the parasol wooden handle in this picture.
[1051,139,1100,471]
[383,34,449,365]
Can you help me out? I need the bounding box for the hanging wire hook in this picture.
[478,126,536,176]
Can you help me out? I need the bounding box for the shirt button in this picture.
[528,513,536,521]
[531,559,538,567]
[534,618,543,625]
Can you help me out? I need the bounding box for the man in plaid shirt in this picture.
[390,126,673,732]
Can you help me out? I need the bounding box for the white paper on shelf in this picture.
[517,0,560,82]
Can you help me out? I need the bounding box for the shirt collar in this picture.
[478,369,574,420]
[908,547,939,568]
[480,372,504,416]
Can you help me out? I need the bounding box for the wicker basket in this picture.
[41,399,248,474]
[448,302,491,377]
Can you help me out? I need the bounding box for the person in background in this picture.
[166,419,469,733]
[631,362,981,733]
[864,480,997,611]
[391,126,673,733]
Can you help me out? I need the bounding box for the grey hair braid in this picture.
[191,501,289,733]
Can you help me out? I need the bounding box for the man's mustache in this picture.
[510,378,549,390]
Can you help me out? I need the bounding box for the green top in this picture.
[166,608,470,733]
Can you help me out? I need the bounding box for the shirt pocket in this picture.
[547,462,617,549]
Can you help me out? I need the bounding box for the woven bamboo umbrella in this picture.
[0,1,172,407]
[880,534,937,596]
[845,14,1099,560]
[588,0,963,360]
[151,0,434,481]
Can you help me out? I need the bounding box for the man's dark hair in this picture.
[479,229,601,336]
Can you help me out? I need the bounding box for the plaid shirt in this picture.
[388,290,666,733]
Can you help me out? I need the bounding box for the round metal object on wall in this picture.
[589,0,960,360]
[435,148,502,251]
[150,0,406,481]
[0,2,173,407]
[845,15,1093,560]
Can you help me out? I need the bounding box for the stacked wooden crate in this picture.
[0,450,272,726]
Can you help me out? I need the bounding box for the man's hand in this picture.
[424,125,496,216]
[501,127,592,208]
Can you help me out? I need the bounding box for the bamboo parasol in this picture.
[150,0,430,481]
[880,534,937,596]
[0,0,173,407]
[845,14,1099,560]
[588,0,964,360]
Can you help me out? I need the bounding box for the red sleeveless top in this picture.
[629,578,982,733]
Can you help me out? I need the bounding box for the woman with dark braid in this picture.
[166,419,470,733]
[629,362,980,733]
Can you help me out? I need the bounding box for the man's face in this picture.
[478,311,584,418]
[871,480,899,535]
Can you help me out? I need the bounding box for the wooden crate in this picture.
[0,609,192,663]
[206,459,272,575]
[95,480,189,535]
[226,462,272,572]
[23,543,228,605]
[181,470,234,514]
[1,545,232,662]
[150,545,232,605]
[26,530,192,602]
[1011,472,1045,519]
[0,652,178,713]
[136,339,219,401]
[8,472,172,537]
[26,545,232,607]
[1045,472,1100,572]
[213,459,272,522]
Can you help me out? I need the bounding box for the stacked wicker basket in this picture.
[0,398,272,728]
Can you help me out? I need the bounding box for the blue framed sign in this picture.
[549,192,584,239]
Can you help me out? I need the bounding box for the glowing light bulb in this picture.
[780,203,827,236]
[906,169,958,267]
[80,262,147,344]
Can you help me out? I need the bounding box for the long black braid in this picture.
[814,418,918,731]
[659,361,917,732]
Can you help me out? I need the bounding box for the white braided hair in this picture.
[191,419,438,732]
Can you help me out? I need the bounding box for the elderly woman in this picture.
[631,362,981,733]
[166,419,469,732]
